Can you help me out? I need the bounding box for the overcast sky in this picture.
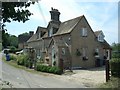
[5,0,119,45]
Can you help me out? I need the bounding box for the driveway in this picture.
[54,66,106,87]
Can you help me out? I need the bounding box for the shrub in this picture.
[9,54,17,61]
[110,58,120,77]
[17,54,29,66]
[112,51,120,58]
[9,46,16,53]
[36,64,62,75]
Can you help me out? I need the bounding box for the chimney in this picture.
[29,31,34,36]
[50,7,60,22]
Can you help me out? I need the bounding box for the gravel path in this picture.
[53,66,106,88]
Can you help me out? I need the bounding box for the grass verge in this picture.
[2,55,55,76]
[99,76,120,88]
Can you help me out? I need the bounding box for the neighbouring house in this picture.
[18,31,34,49]
[27,8,111,69]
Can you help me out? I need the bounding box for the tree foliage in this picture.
[9,35,18,48]
[111,43,120,58]
[2,30,18,48]
[2,1,35,23]
[1,1,36,48]
[19,32,29,36]
[2,30,10,48]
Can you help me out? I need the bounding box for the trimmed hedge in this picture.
[110,58,120,77]
[35,64,63,75]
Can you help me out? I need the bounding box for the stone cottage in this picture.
[27,8,111,69]
[18,31,34,49]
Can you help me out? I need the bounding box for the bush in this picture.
[17,54,29,66]
[9,46,16,53]
[36,64,62,75]
[110,58,120,77]
[112,51,120,58]
[9,54,17,61]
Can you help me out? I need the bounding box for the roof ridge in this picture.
[61,15,84,24]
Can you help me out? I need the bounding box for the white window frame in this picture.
[62,48,65,55]
[81,28,87,37]
[82,48,87,57]
[95,48,99,53]
[49,28,53,37]
[98,33,104,42]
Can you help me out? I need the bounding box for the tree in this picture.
[111,43,120,58]
[9,35,18,48]
[1,1,37,48]
[19,32,29,36]
[2,29,10,48]
[2,1,35,23]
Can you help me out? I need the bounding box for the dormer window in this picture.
[98,32,104,42]
[37,32,41,39]
[49,27,58,37]
[41,31,46,37]
[81,28,87,37]
[53,27,58,34]
[49,28,53,37]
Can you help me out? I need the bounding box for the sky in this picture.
[4,0,119,45]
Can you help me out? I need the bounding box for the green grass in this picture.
[99,77,120,88]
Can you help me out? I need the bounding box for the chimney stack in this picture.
[50,7,60,22]
[29,31,34,36]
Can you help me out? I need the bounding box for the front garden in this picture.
[3,53,63,75]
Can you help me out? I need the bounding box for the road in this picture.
[0,53,85,88]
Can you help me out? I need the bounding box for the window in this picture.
[95,48,99,53]
[82,48,88,60]
[49,28,53,37]
[41,31,46,37]
[82,47,88,57]
[82,48,86,57]
[53,27,58,34]
[81,28,87,37]
[62,48,65,55]
[94,48,99,56]
[98,33,104,42]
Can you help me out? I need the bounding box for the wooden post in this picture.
[105,60,110,82]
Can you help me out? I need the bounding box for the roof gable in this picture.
[27,26,47,42]
[94,30,104,37]
[48,37,67,48]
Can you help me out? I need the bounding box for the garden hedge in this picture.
[35,64,63,75]
[110,58,120,77]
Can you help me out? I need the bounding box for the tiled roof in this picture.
[27,26,47,42]
[48,37,67,48]
[101,40,111,49]
[27,33,37,42]
[94,31,111,49]
[94,30,102,37]
[54,15,83,36]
